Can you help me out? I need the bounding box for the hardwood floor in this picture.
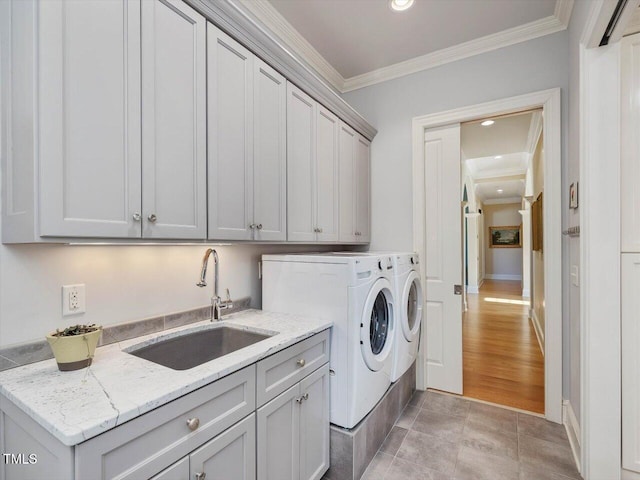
[462,279,545,414]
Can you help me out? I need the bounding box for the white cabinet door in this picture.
[141,0,206,239]
[355,135,371,243]
[339,122,357,243]
[287,83,316,242]
[150,457,189,480]
[257,384,300,480]
[315,106,339,242]
[190,414,256,480]
[38,0,142,238]
[208,23,254,240]
[622,254,640,473]
[299,365,330,480]
[622,34,640,252]
[253,58,287,241]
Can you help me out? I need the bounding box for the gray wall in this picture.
[343,30,571,401]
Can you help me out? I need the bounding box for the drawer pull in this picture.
[186,417,200,431]
[296,358,306,367]
[195,472,206,480]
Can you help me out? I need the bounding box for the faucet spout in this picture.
[196,248,231,321]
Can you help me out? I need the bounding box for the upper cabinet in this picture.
[622,33,640,253]
[287,83,339,242]
[339,122,371,243]
[2,0,207,241]
[207,24,286,241]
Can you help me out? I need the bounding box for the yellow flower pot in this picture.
[46,327,102,371]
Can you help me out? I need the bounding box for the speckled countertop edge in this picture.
[0,310,331,446]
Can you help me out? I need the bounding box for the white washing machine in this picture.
[261,253,397,429]
[332,252,423,382]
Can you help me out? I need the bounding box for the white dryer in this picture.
[261,253,397,429]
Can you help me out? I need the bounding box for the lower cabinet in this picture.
[623,254,640,473]
[257,364,330,480]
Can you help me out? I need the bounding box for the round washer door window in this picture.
[360,278,395,371]
[401,271,423,342]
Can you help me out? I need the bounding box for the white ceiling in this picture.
[249,0,572,91]
[462,111,539,203]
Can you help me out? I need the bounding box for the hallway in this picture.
[462,280,545,413]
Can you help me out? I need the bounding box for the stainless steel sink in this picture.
[127,326,274,370]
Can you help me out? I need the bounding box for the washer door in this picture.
[401,271,423,342]
[360,278,395,371]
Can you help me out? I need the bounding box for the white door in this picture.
[299,364,330,480]
[338,122,357,243]
[208,24,253,240]
[38,0,142,238]
[423,124,463,394]
[141,0,206,239]
[253,58,287,241]
[315,106,339,242]
[287,83,316,242]
[355,135,371,243]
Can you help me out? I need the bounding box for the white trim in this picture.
[531,309,545,356]
[525,111,544,155]
[483,197,522,205]
[342,6,574,92]
[522,288,530,298]
[467,285,479,294]
[235,0,344,92]
[484,273,522,281]
[413,88,563,424]
[623,469,640,480]
[244,0,574,94]
[563,400,582,474]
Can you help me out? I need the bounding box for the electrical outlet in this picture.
[62,284,86,316]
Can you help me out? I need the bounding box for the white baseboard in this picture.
[622,468,640,479]
[467,285,479,294]
[531,310,545,356]
[522,288,530,298]
[563,400,581,475]
[484,274,523,281]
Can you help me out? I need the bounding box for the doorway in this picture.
[460,110,545,414]
[412,89,562,423]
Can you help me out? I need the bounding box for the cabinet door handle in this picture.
[195,472,206,480]
[296,393,309,404]
[148,213,157,223]
[132,212,141,222]
[296,358,306,367]
[317,227,323,233]
[249,224,256,229]
[302,392,309,401]
[186,417,200,431]
[256,224,263,230]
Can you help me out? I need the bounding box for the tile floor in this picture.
[361,390,581,480]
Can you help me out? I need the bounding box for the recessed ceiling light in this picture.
[497,189,504,193]
[389,0,414,12]
[494,155,503,159]
[481,120,495,127]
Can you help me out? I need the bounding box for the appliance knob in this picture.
[378,260,383,270]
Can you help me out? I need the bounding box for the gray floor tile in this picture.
[412,409,466,443]
[380,426,409,455]
[409,390,428,408]
[423,391,470,418]
[517,413,569,446]
[519,466,580,480]
[385,457,451,480]
[467,402,518,434]
[396,430,460,475]
[461,417,519,461]
[396,405,421,429]
[519,434,581,479]
[361,451,393,480]
[453,446,519,480]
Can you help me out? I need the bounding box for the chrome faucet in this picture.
[197,248,233,321]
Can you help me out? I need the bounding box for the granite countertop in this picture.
[0,310,331,447]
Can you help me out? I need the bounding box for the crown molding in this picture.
[236,0,345,92]
[555,0,575,28]
[343,12,571,92]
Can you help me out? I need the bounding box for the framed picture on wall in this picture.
[489,225,522,248]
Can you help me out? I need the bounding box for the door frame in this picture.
[411,88,562,423]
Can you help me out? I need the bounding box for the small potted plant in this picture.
[46,324,102,371]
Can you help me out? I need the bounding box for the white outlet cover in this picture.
[62,284,86,316]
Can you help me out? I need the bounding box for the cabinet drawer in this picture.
[257,329,330,406]
[76,365,256,480]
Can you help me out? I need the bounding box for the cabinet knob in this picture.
[355,231,361,236]
[249,224,256,229]
[302,392,309,401]
[148,213,157,223]
[317,227,323,233]
[132,212,141,222]
[195,473,206,480]
[296,358,306,367]
[256,224,263,230]
[186,417,200,431]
